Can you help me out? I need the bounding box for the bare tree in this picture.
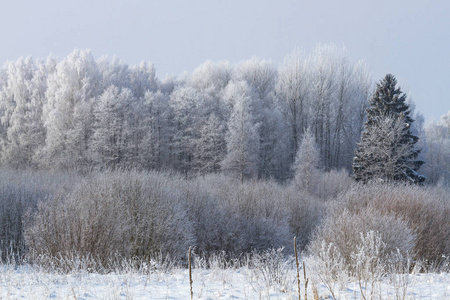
[276,48,310,158]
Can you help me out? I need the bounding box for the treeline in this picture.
[1,46,448,182]
[0,45,373,180]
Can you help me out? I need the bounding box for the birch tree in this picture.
[39,49,101,170]
[90,86,133,168]
[276,48,310,158]
[235,57,289,179]
[222,81,260,183]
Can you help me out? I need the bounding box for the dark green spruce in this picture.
[353,74,425,183]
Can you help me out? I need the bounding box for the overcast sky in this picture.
[1,0,449,122]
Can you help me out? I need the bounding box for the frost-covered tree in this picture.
[0,57,56,167]
[97,56,131,90]
[38,49,102,170]
[194,113,226,174]
[188,60,231,91]
[169,85,203,175]
[353,74,425,183]
[293,129,321,193]
[222,81,260,183]
[276,48,310,157]
[308,45,338,169]
[307,45,371,171]
[186,61,230,174]
[329,56,371,170]
[137,90,170,170]
[422,111,450,184]
[277,45,371,173]
[129,61,157,99]
[234,57,289,179]
[0,57,36,166]
[234,57,275,101]
[90,86,134,168]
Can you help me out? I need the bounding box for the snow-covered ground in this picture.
[1,265,449,299]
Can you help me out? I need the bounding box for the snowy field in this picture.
[1,265,449,299]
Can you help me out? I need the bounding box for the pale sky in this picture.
[1,0,449,122]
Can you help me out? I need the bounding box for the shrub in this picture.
[23,171,322,268]
[184,174,292,255]
[0,168,76,262]
[307,183,450,274]
[24,171,194,268]
[308,205,415,274]
[337,183,450,264]
[283,186,324,250]
[316,169,353,200]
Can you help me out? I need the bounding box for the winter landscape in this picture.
[1,1,450,299]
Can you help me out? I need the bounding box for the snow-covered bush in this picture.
[315,168,353,200]
[351,230,391,282]
[0,180,35,262]
[247,247,293,291]
[24,171,194,268]
[283,186,324,250]
[184,174,292,255]
[0,168,76,262]
[306,240,348,299]
[308,207,414,277]
[21,170,325,270]
[338,183,450,265]
[307,184,416,278]
[308,183,450,277]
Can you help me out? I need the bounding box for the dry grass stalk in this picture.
[189,246,193,299]
[303,261,308,300]
[312,281,319,300]
[294,237,301,300]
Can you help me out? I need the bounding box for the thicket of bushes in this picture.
[25,172,194,265]
[308,183,450,277]
[0,169,77,262]
[1,169,326,267]
[1,168,449,274]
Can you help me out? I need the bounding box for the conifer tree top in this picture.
[367,74,413,125]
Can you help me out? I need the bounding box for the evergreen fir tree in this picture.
[353,74,425,183]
